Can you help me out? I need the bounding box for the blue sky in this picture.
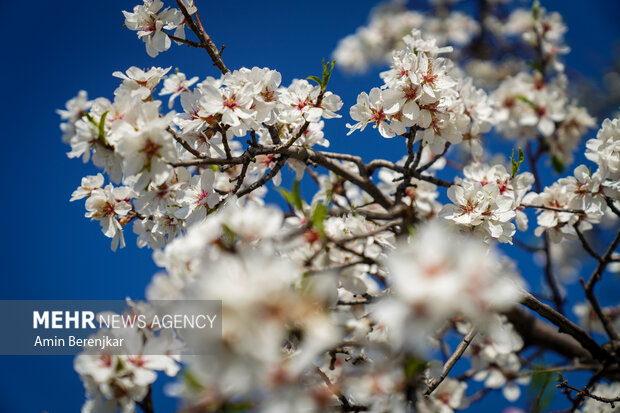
[0,0,617,411]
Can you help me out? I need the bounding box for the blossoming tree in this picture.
[58,0,620,411]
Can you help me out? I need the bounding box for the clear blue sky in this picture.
[0,1,617,411]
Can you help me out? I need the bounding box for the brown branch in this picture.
[557,380,620,408]
[175,142,395,209]
[542,230,565,314]
[605,196,620,217]
[410,171,453,188]
[175,1,229,74]
[236,156,286,198]
[504,307,592,361]
[581,228,620,341]
[521,203,586,215]
[167,126,204,159]
[574,224,603,262]
[395,131,418,204]
[316,367,368,412]
[166,33,203,48]
[331,205,407,221]
[221,129,233,159]
[425,326,477,395]
[584,228,620,292]
[519,291,611,362]
[416,142,450,173]
[366,159,405,175]
[136,385,154,413]
[336,222,400,244]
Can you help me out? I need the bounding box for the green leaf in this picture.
[551,156,565,173]
[406,223,417,237]
[532,0,540,20]
[320,59,336,91]
[510,147,525,177]
[277,180,303,211]
[515,94,537,109]
[528,370,555,413]
[311,202,328,240]
[182,370,203,391]
[97,111,109,144]
[403,357,427,379]
[308,59,337,93]
[306,75,322,86]
[83,112,98,128]
[527,60,545,73]
[291,180,303,211]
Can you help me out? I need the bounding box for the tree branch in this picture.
[519,291,612,362]
[175,1,229,74]
[425,326,477,395]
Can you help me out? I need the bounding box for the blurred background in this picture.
[0,0,617,411]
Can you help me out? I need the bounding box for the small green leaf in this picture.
[311,202,328,239]
[182,370,203,391]
[278,188,295,208]
[98,111,109,144]
[551,156,565,173]
[403,357,427,379]
[510,147,525,177]
[83,112,98,128]
[277,180,303,211]
[527,60,545,73]
[532,0,540,20]
[320,59,336,91]
[308,59,337,93]
[529,370,555,413]
[307,75,322,86]
[406,223,417,237]
[515,94,537,109]
[291,180,303,211]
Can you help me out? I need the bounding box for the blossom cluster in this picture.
[333,1,480,73]
[74,301,181,412]
[59,64,342,250]
[492,72,595,164]
[377,221,523,352]
[441,162,534,243]
[525,117,619,242]
[347,31,493,158]
[123,0,194,57]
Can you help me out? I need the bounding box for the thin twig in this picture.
[416,142,450,173]
[316,367,369,411]
[236,156,286,198]
[166,33,203,48]
[175,1,229,74]
[557,380,620,408]
[425,327,477,395]
[521,204,586,215]
[167,126,204,159]
[581,228,620,341]
[574,224,603,262]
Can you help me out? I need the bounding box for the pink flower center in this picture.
[143,139,161,158]
[223,95,240,109]
[403,84,418,101]
[370,108,386,125]
[196,190,209,205]
[460,200,478,215]
[422,70,438,85]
